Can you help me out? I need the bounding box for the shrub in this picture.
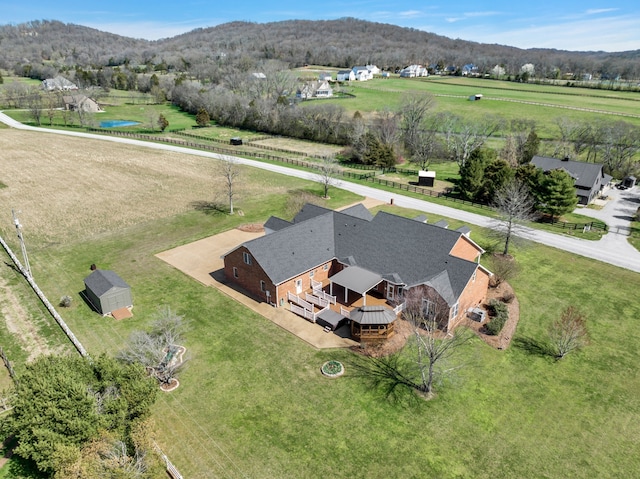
[501,291,515,303]
[59,295,72,308]
[485,299,509,335]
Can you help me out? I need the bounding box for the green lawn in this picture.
[1,175,639,477]
[326,76,640,139]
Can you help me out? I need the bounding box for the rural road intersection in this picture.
[1,111,639,273]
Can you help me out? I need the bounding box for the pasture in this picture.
[0,130,639,478]
[326,76,640,139]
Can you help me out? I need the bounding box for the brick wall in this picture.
[223,246,274,303]
[449,235,482,262]
[456,267,491,318]
[275,260,335,307]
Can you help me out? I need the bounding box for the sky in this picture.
[3,0,639,52]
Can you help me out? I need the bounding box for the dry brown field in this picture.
[0,130,288,244]
[251,136,343,157]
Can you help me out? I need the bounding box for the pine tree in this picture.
[538,169,578,220]
[195,108,210,127]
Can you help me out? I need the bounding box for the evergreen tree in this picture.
[479,159,513,203]
[157,113,169,132]
[538,169,578,220]
[11,355,157,475]
[195,107,210,127]
[520,129,540,164]
[458,148,494,201]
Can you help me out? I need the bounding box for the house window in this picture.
[323,264,329,271]
[450,302,459,319]
[233,267,238,278]
[260,280,266,292]
[422,299,436,319]
[243,252,252,265]
[310,270,315,278]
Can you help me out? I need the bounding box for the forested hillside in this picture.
[1,18,639,80]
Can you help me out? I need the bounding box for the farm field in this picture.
[0,130,639,477]
[325,76,640,138]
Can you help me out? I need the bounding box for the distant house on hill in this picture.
[400,65,428,78]
[530,155,612,205]
[63,95,102,113]
[337,70,356,82]
[351,66,373,81]
[42,76,78,91]
[296,80,334,99]
[318,72,333,81]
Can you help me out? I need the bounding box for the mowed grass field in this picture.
[327,76,640,139]
[0,130,640,478]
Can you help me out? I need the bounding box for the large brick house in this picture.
[223,204,491,342]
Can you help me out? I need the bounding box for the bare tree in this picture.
[117,307,187,386]
[316,156,341,198]
[492,179,537,255]
[218,157,241,214]
[399,93,436,156]
[441,114,502,168]
[355,288,472,399]
[406,119,443,170]
[549,306,589,359]
[372,108,400,147]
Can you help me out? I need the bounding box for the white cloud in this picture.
[399,10,423,18]
[428,14,640,51]
[585,8,618,15]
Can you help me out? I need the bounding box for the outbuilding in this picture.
[83,269,132,316]
[418,170,436,187]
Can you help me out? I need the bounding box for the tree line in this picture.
[1,18,639,84]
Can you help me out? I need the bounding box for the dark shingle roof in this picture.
[84,270,129,297]
[340,203,374,221]
[264,216,292,232]
[531,156,605,190]
[236,205,480,304]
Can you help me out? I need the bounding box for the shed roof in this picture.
[84,270,130,297]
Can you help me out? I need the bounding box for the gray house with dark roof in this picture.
[531,156,612,205]
[223,204,491,340]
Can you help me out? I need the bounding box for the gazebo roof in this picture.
[350,306,396,325]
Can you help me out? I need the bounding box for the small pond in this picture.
[100,120,140,128]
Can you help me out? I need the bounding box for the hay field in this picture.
[0,130,286,244]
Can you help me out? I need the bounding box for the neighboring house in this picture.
[462,64,479,76]
[336,70,356,82]
[531,155,612,205]
[223,204,491,343]
[366,65,380,75]
[318,72,333,81]
[351,66,373,81]
[63,95,102,113]
[83,269,132,316]
[42,76,78,91]
[296,80,334,99]
[399,65,428,78]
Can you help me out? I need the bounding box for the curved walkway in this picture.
[1,112,639,273]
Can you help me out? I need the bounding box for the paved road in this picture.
[2,112,640,273]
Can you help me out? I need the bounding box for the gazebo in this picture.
[349,306,397,343]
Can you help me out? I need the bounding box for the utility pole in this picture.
[12,209,32,279]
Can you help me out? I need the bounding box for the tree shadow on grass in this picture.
[512,336,551,358]
[190,200,227,215]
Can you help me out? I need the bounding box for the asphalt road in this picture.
[2,112,639,273]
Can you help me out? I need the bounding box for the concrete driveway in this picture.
[574,185,639,261]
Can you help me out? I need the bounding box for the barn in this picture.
[83,269,132,316]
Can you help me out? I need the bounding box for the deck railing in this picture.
[340,307,351,319]
[393,302,406,315]
[306,292,329,308]
[288,291,313,311]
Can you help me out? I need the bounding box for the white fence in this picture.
[340,307,350,319]
[287,291,313,311]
